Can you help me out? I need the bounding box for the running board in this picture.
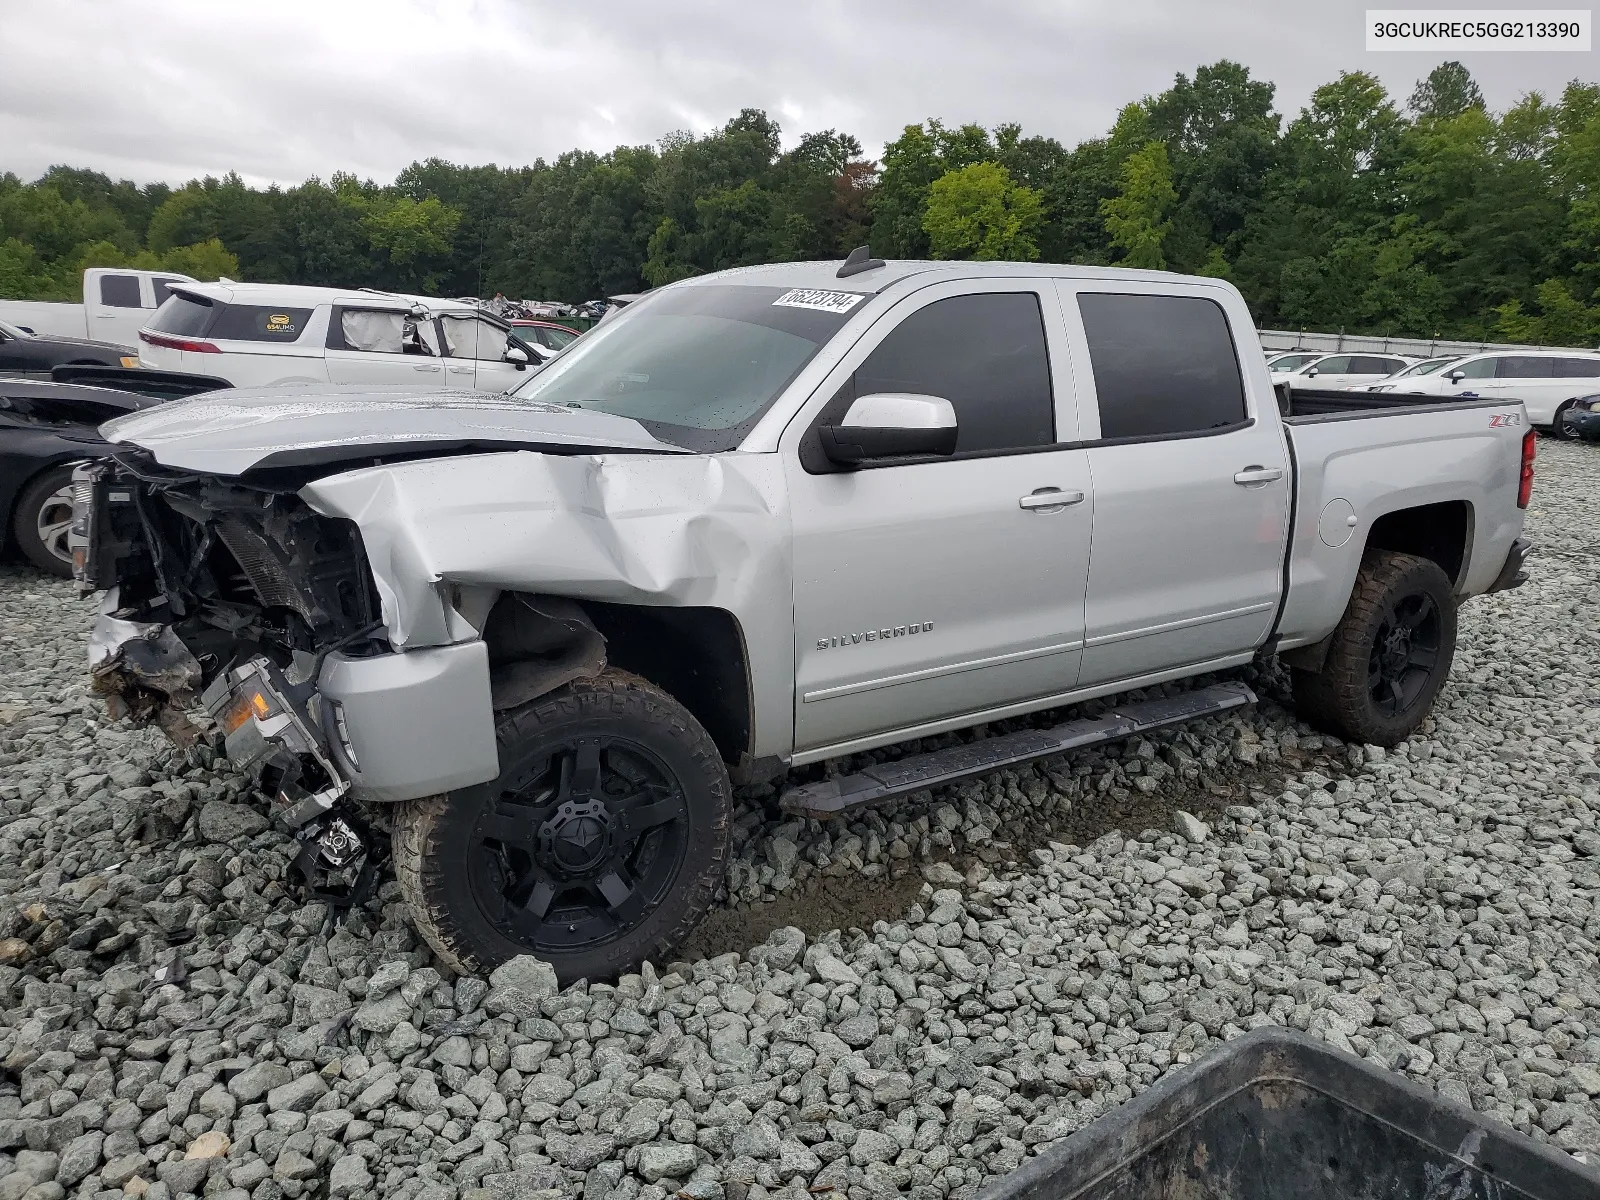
[779,682,1256,820]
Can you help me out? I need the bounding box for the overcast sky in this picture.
[2,0,1595,188]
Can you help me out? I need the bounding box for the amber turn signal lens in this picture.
[221,689,273,734]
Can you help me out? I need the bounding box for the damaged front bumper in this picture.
[88,589,207,746]
[92,605,501,813]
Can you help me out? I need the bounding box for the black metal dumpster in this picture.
[983,1026,1600,1200]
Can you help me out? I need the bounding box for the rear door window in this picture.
[1497,356,1555,379]
[1554,357,1600,378]
[209,306,314,343]
[99,275,142,308]
[337,310,407,353]
[848,292,1055,455]
[1077,292,1246,440]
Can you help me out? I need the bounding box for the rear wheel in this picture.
[394,670,730,984]
[1291,550,1457,747]
[12,464,78,577]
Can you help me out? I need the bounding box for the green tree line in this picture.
[4,61,1600,344]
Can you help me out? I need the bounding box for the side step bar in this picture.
[779,682,1256,820]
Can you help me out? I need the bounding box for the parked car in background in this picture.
[0,268,195,350]
[138,282,547,392]
[1564,394,1600,440]
[1265,350,1324,375]
[0,318,140,377]
[1277,353,1416,390]
[1354,356,1460,389]
[2,369,225,575]
[1370,349,1600,438]
[509,319,580,354]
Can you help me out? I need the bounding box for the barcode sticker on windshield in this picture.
[772,289,866,313]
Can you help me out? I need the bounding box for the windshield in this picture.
[1397,357,1456,377]
[0,319,32,339]
[1268,352,1318,371]
[510,284,861,450]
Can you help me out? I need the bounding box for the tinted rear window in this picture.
[210,306,313,342]
[1554,357,1600,378]
[148,293,215,336]
[99,275,142,308]
[1498,356,1554,379]
[1078,293,1246,440]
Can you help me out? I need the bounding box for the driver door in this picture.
[439,314,531,392]
[782,281,1094,756]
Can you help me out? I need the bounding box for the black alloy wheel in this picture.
[394,670,729,983]
[1367,591,1442,718]
[1291,550,1458,747]
[469,735,690,953]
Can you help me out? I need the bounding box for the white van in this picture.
[1374,349,1600,437]
[137,283,547,392]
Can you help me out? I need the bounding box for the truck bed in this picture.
[1272,387,1529,654]
[1276,384,1481,420]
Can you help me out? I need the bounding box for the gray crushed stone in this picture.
[0,441,1596,1200]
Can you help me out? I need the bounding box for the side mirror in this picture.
[1305,368,1319,378]
[819,393,958,466]
[504,345,530,368]
[1446,369,1466,382]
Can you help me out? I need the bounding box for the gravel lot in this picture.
[1,440,1597,1200]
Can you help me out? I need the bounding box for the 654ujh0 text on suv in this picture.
[73,254,1535,983]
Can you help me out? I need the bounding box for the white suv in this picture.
[1374,349,1600,437]
[1275,353,1416,390]
[137,283,547,392]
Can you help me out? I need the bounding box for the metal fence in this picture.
[1257,328,1600,359]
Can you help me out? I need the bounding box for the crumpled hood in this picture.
[99,384,685,475]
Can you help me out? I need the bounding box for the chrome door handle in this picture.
[413,364,441,372]
[1233,466,1284,486]
[1019,488,1085,511]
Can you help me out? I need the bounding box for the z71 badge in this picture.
[817,621,933,650]
[1489,413,1522,427]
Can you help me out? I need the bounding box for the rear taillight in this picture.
[1517,430,1535,509]
[139,330,220,353]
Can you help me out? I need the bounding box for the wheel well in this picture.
[581,601,752,767]
[1365,501,1471,589]
[480,592,753,768]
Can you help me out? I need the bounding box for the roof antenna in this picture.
[836,245,885,279]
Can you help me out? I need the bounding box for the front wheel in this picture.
[394,670,730,984]
[12,464,78,577]
[1549,401,1582,441]
[1291,550,1457,747]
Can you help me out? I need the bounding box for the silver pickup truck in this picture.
[73,253,1535,983]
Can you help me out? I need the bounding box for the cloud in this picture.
[0,0,1586,187]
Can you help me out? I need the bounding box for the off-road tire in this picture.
[1291,550,1457,747]
[393,669,730,984]
[12,464,77,577]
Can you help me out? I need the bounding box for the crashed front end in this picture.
[71,451,496,898]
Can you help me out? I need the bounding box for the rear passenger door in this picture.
[784,281,1094,755]
[1062,286,1291,686]
[327,307,442,387]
